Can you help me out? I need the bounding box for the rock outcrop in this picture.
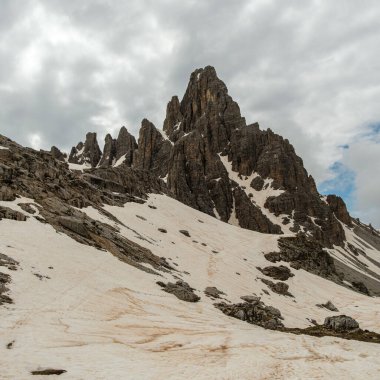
[68,132,102,167]
[266,235,340,280]
[324,315,359,332]
[326,194,352,226]
[50,146,66,162]
[134,119,172,178]
[157,280,200,302]
[115,126,137,166]
[215,298,284,330]
[98,134,117,167]
[258,265,294,281]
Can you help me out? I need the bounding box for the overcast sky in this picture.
[0,0,379,227]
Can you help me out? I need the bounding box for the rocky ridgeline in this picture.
[60,66,351,248]
[0,134,170,274]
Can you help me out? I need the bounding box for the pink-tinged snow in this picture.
[0,196,380,379]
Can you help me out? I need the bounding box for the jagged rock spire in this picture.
[134,119,172,178]
[98,134,117,167]
[163,65,245,152]
[115,126,137,166]
[68,132,102,168]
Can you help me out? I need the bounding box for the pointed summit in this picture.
[163,66,245,152]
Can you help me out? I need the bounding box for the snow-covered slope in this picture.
[1,195,380,379]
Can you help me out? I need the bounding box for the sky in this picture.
[0,0,379,227]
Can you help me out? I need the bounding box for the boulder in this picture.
[324,315,359,332]
[204,286,225,299]
[261,279,293,297]
[157,280,200,302]
[259,265,294,281]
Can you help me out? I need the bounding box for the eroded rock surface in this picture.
[157,280,200,302]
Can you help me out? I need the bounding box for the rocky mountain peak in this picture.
[61,66,353,247]
[163,66,245,153]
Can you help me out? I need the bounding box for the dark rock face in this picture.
[270,235,339,280]
[68,132,102,168]
[324,315,359,331]
[163,96,183,143]
[0,253,19,271]
[0,206,27,221]
[167,130,233,222]
[98,134,117,167]
[134,119,172,178]
[265,191,346,248]
[261,279,293,297]
[50,146,66,162]
[215,298,284,330]
[1,273,13,305]
[164,66,245,152]
[204,286,225,299]
[352,281,370,295]
[233,187,282,234]
[259,265,294,281]
[326,195,352,226]
[115,126,137,166]
[157,280,200,302]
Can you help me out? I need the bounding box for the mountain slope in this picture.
[1,194,380,379]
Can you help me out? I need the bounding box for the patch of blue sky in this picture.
[319,161,356,212]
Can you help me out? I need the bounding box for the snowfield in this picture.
[1,195,380,379]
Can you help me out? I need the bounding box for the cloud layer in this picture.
[0,0,379,226]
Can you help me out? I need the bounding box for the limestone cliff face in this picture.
[326,195,353,227]
[133,119,172,178]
